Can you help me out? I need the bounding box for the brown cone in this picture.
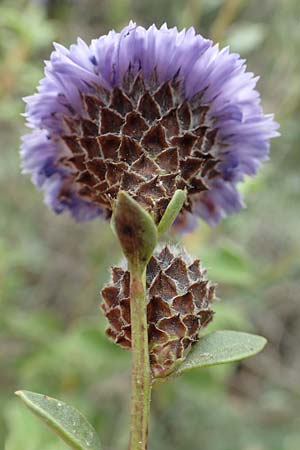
[101,245,215,378]
[59,69,220,224]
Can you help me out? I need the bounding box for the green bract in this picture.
[114,191,157,271]
[157,189,187,236]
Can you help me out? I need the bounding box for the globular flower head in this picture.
[101,245,215,378]
[21,22,279,230]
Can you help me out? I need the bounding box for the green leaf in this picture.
[114,191,157,270]
[168,330,267,379]
[15,391,102,450]
[157,189,186,236]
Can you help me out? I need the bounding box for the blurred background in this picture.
[1,0,300,449]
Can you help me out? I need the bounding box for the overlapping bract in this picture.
[101,245,215,378]
[21,22,279,230]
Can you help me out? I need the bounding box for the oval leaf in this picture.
[169,330,267,379]
[15,390,102,450]
[157,189,187,236]
[114,191,157,270]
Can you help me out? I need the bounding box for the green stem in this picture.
[128,262,152,450]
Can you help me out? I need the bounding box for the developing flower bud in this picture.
[101,245,215,378]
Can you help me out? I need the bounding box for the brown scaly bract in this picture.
[101,245,215,378]
[61,69,219,223]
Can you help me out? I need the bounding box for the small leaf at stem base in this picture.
[15,390,102,450]
[114,191,157,270]
[162,330,267,381]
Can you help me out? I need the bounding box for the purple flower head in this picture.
[21,22,279,230]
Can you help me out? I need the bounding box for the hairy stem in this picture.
[128,262,152,450]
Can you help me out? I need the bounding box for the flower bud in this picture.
[101,245,215,378]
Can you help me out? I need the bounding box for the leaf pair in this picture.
[16,330,266,449]
[113,190,186,271]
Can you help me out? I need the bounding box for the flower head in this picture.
[21,22,279,229]
[101,245,215,378]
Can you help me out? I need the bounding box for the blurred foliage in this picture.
[1,0,300,449]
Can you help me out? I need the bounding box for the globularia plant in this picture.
[17,22,279,450]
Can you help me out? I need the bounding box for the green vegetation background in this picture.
[1,0,299,449]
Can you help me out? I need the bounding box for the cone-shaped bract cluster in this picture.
[101,245,215,378]
[60,70,218,224]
